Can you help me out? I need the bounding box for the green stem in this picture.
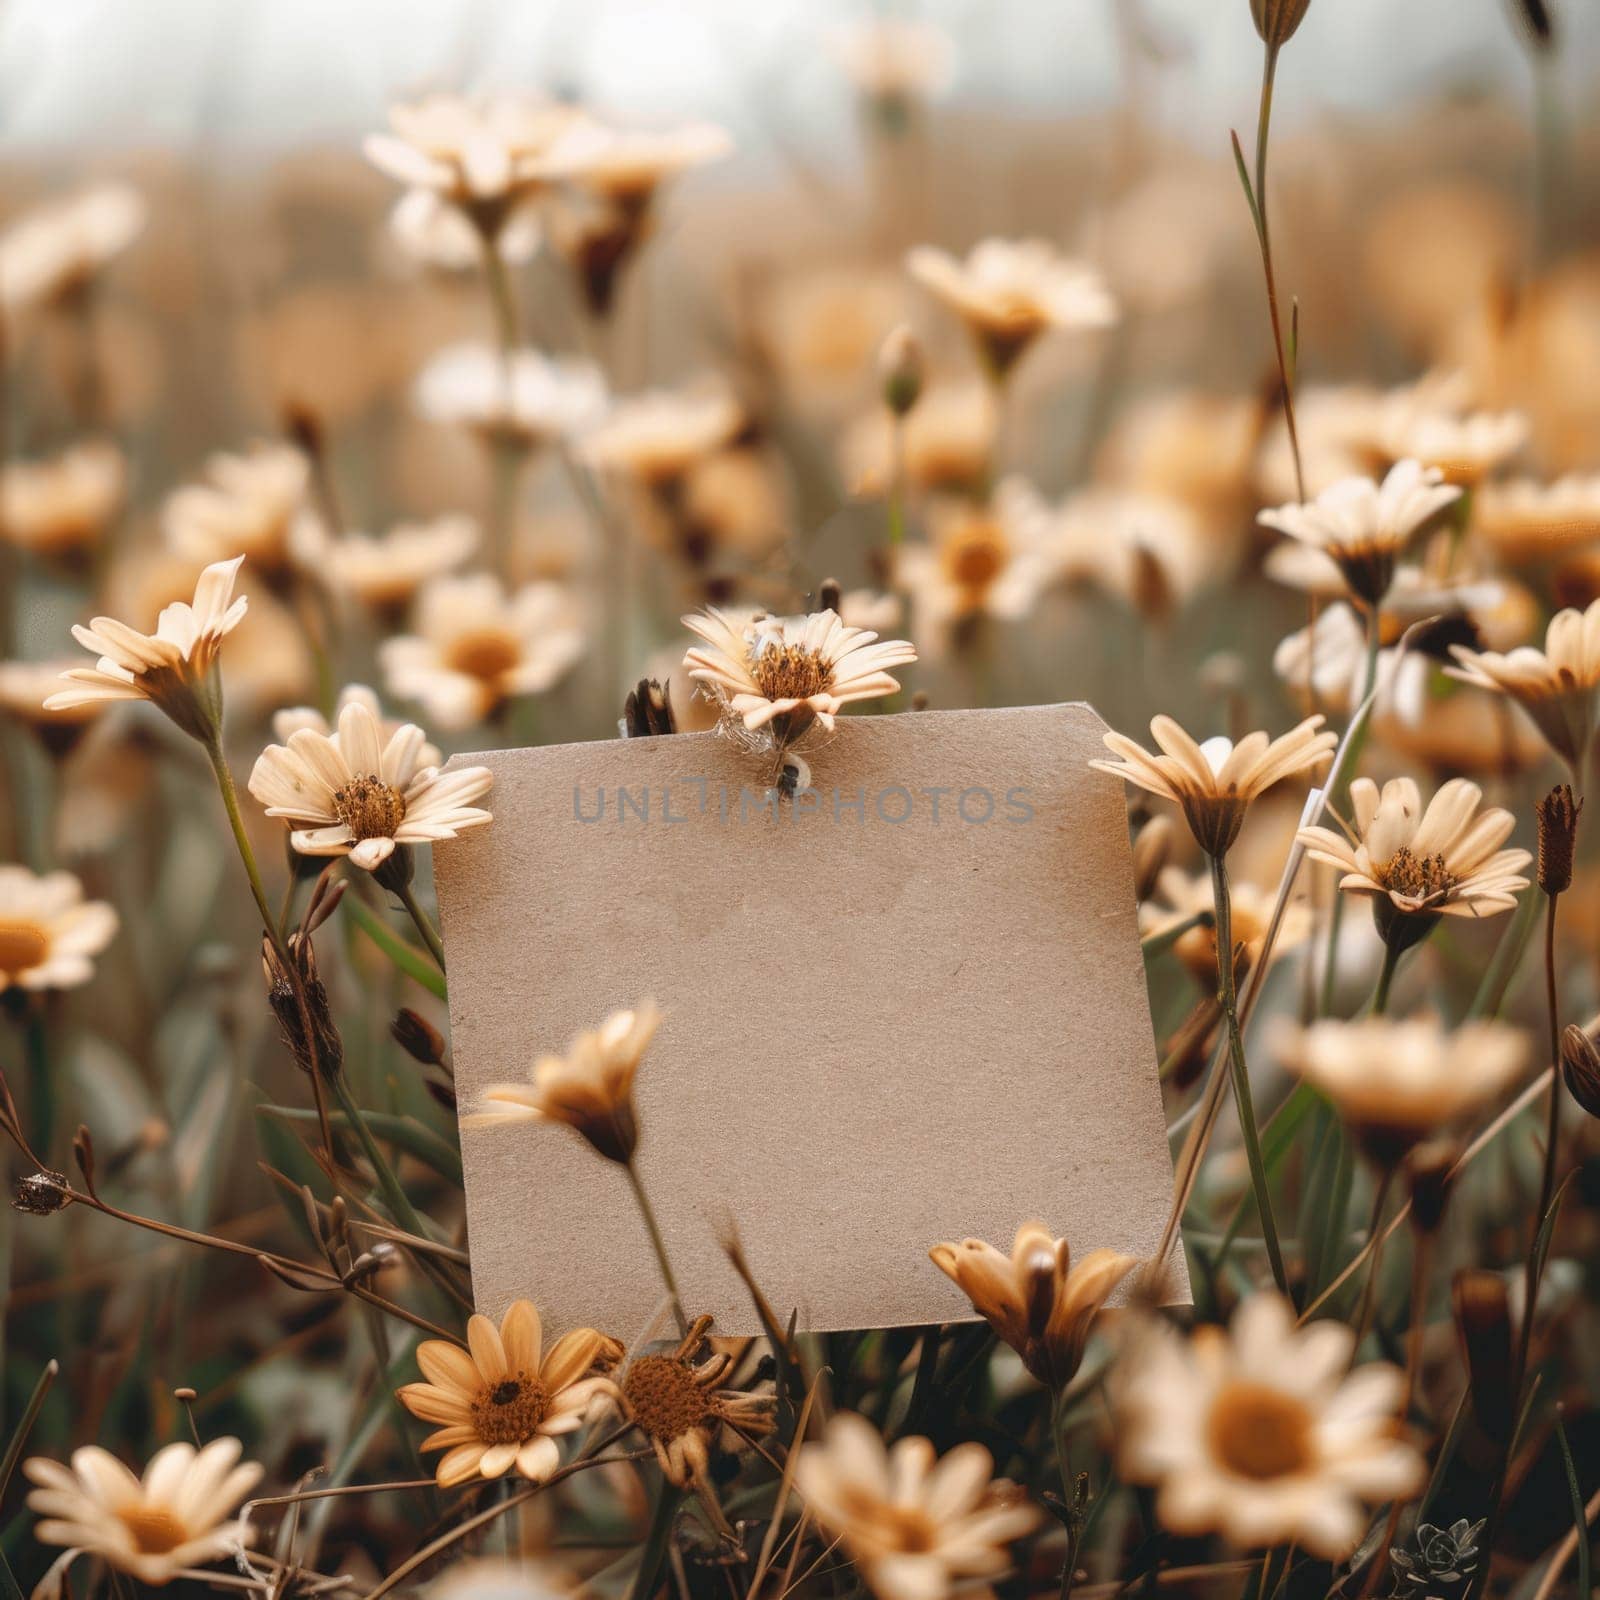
[204,730,289,963]
[1053,1387,1084,1600]
[624,1157,688,1337]
[393,878,446,972]
[328,1071,435,1250]
[477,227,525,580]
[1211,852,1291,1297]
[1351,1166,1396,1351]
[1370,942,1401,1016]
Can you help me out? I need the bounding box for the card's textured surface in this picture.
[437,703,1181,1336]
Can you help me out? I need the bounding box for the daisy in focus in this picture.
[247,696,492,871]
[929,1221,1137,1389]
[1090,715,1336,859]
[1115,1294,1424,1559]
[396,1299,621,1486]
[468,999,660,1165]
[682,606,917,748]
[23,1437,261,1587]
[0,866,118,992]
[795,1412,1040,1600]
[45,554,248,742]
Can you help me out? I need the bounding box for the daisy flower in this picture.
[23,1438,260,1587]
[1139,866,1312,988]
[164,444,309,574]
[1090,715,1336,859]
[0,182,144,314]
[414,343,607,446]
[0,442,125,562]
[247,697,492,871]
[307,514,478,614]
[1115,1294,1424,1560]
[682,607,916,743]
[929,1222,1137,1389]
[532,119,732,213]
[579,386,743,490]
[380,575,585,730]
[795,1412,1040,1600]
[397,1300,621,1487]
[826,17,957,106]
[0,866,118,992]
[45,555,248,742]
[1257,459,1461,609]
[468,1000,661,1165]
[271,685,441,769]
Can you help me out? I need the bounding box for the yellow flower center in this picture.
[0,919,49,979]
[750,642,830,703]
[332,775,406,842]
[1381,846,1455,905]
[1207,1382,1315,1481]
[445,629,523,683]
[470,1374,549,1446]
[117,1504,190,1555]
[941,520,1008,597]
[623,1355,713,1443]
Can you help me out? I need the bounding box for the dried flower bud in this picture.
[1406,1140,1457,1234]
[878,324,924,418]
[1452,1268,1514,1448]
[817,578,843,614]
[1561,1022,1600,1120]
[391,1007,448,1068]
[1511,0,1555,50]
[622,678,677,739]
[12,1168,71,1215]
[1250,0,1313,48]
[263,933,343,1083]
[172,1387,198,1404]
[72,1124,96,1196]
[1131,812,1173,902]
[1537,784,1582,896]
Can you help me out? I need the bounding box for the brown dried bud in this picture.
[12,1168,71,1215]
[818,578,843,615]
[391,1007,448,1068]
[1453,1269,1514,1448]
[1560,1022,1600,1120]
[173,1387,198,1404]
[621,678,677,739]
[1406,1140,1457,1234]
[1537,784,1581,896]
[263,933,343,1083]
[1511,0,1555,50]
[1249,0,1313,48]
[72,1125,97,1196]
[1131,812,1174,902]
[878,324,924,418]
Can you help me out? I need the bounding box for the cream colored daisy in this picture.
[579,386,743,489]
[0,865,117,992]
[1447,597,1600,770]
[271,684,442,769]
[468,1000,661,1165]
[387,186,541,272]
[414,342,608,445]
[23,1438,260,1586]
[682,606,916,741]
[1139,866,1312,988]
[1297,777,1530,953]
[895,496,1052,642]
[0,442,125,561]
[364,94,581,222]
[45,555,248,741]
[929,1222,1137,1389]
[533,119,732,211]
[380,575,585,730]
[907,238,1117,377]
[164,444,309,573]
[1373,402,1529,488]
[1115,1294,1424,1560]
[1273,1017,1527,1166]
[0,658,107,753]
[1475,475,1600,565]
[0,182,145,314]
[1257,459,1462,609]
[1090,715,1336,859]
[396,1300,622,1487]
[618,1316,775,1489]
[309,514,478,612]
[248,697,491,872]
[795,1412,1040,1600]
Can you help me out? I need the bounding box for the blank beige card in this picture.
[436,703,1181,1337]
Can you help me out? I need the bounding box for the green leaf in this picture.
[343,893,447,999]
[1555,1407,1591,1600]
[1231,128,1265,241]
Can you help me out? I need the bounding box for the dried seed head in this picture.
[391,1007,448,1067]
[623,1354,714,1443]
[1537,784,1582,896]
[878,324,925,418]
[1406,1140,1457,1234]
[1453,1268,1514,1447]
[12,1168,71,1215]
[263,933,343,1083]
[622,678,676,739]
[1560,1023,1600,1120]
[1249,0,1313,47]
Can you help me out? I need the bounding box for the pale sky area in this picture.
[0,0,1589,156]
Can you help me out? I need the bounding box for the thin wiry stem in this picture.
[625,1157,689,1338]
